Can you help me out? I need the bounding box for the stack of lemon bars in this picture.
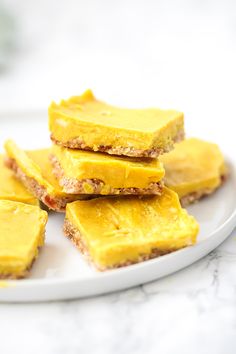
[0,90,227,278]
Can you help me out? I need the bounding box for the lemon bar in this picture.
[0,200,48,279]
[160,138,227,206]
[50,144,165,195]
[49,90,184,158]
[64,187,199,270]
[0,154,39,205]
[4,140,89,212]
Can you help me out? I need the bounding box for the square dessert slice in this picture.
[49,90,184,158]
[0,154,39,205]
[160,138,228,206]
[64,187,199,270]
[49,144,165,195]
[0,200,48,279]
[4,140,90,212]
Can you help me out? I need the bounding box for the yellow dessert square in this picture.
[0,154,39,206]
[64,187,199,270]
[160,138,227,206]
[0,200,48,279]
[50,144,165,195]
[4,140,89,212]
[49,90,184,158]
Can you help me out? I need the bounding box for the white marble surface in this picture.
[0,1,236,353]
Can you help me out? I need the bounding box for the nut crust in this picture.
[51,129,184,158]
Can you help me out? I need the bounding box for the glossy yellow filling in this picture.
[0,155,39,205]
[52,144,165,191]
[4,140,70,198]
[66,187,199,268]
[0,200,48,277]
[160,138,227,198]
[49,90,184,150]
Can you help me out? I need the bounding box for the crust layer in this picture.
[4,158,82,212]
[51,129,184,158]
[50,154,164,195]
[64,219,174,271]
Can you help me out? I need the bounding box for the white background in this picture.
[0,0,236,145]
[0,1,236,353]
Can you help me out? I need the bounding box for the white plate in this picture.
[0,112,236,302]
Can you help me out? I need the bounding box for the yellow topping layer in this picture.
[4,140,68,197]
[49,90,184,151]
[160,138,227,198]
[52,144,165,190]
[66,187,199,268]
[0,155,39,205]
[0,200,48,277]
